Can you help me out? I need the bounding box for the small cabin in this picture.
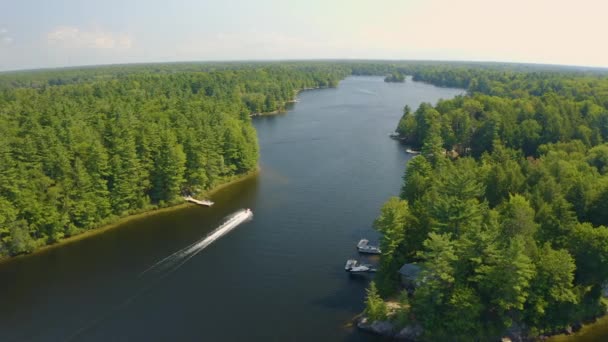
[398,263,422,290]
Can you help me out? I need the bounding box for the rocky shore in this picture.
[356,316,422,341]
[356,315,591,341]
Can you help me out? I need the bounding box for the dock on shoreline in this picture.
[184,196,214,207]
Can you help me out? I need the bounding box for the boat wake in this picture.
[66,208,252,341]
[356,88,376,95]
[140,208,253,277]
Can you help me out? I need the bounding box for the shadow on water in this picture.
[310,271,384,342]
[312,275,368,309]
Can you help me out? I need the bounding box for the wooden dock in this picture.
[184,196,214,207]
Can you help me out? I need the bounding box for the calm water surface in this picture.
[0,77,463,341]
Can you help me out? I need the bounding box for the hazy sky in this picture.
[1,0,607,71]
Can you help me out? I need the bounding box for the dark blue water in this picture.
[0,76,463,341]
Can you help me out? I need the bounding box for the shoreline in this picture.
[199,166,260,197]
[546,314,608,341]
[0,167,259,265]
[250,109,285,117]
[0,83,329,263]
[250,86,326,117]
[0,84,332,260]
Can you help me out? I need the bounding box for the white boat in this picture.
[389,132,400,138]
[405,148,421,155]
[344,259,377,273]
[345,259,357,271]
[357,239,381,254]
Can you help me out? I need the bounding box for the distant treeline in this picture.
[0,63,349,256]
[371,65,608,340]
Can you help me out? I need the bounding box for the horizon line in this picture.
[2,58,608,75]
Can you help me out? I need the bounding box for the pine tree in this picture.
[365,281,388,321]
[374,197,410,295]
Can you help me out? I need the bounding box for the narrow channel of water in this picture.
[0,76,464,341]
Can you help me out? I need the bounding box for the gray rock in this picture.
[371,320,397,336]
[395,323,423,341]
[504,322,525,342]
[357,317,397,337]
[356,316,371,329]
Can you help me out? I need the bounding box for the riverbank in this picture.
[1,83,326,261]
[355,312,602,341]
[250,109,285,117]
[250,86,327,117]
[546,313,608,342]
[0,167,260,264]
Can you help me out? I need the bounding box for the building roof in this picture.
[398,263,422,280]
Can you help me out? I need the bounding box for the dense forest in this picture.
[0,63,349,257]
[5,60,608,339]
[370,66,608,340]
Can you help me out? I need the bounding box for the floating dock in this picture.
[184,196,214,207]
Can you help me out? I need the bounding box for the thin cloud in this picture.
[175,31,336,61]
[47,26,133,49]
[0,28,13,46]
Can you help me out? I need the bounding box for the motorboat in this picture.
[345,259,377,273]
[357,239,381,254]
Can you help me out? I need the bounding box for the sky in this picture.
[1,0,607,71]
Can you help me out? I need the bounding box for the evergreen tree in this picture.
[374,197,410,295]
[365,281,388,321]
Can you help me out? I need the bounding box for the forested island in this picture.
[0,63,349,257]
[364,65,608,340]
[384,71,406,83]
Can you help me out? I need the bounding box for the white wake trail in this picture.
[67,209,253,341]
[140,209,253,277]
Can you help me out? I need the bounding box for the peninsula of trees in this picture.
[371,65,608,340]
[0,63,349,257]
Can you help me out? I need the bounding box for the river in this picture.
[0,76,463,341]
